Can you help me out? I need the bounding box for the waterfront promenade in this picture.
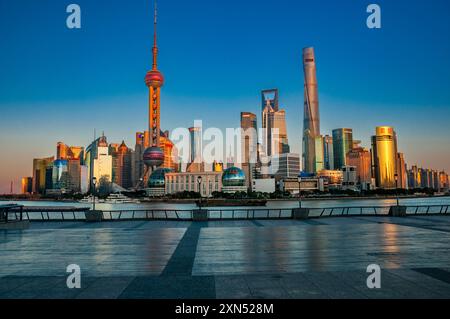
[1,214,450,299]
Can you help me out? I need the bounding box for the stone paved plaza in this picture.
[1,215,450,299]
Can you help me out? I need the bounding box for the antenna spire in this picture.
[152,0,158,70]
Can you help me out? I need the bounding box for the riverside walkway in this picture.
[1,215,450,299]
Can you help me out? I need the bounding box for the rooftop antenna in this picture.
[152,0,159,70]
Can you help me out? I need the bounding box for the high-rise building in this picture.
[271,153,301,179]
[439,171,449,191]
[241,112,258,188]
[132,132,145,187]
[396,153,408,189]
[32,156,54,194]
[371,126,397,189]
[189,127,202,164]
[21,177,32,194]
[111,141,132,189]
[93,135,113,186]
[332,128,353,170]
[160,132,178,171]
[314,136,324,173]
[52,159,69,191]
[408,165,420,189]
[262,97,289,157]
[261,89,279,113]
[57,142,84,161]
[342,166,358,190]
[323,135,334,170]
[241,112,258,163]
[302,47,320,174]
[346,147,372,188]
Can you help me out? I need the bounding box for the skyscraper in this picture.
[262,95,289,157]
[261,89,279,113]
[186,127,204,173]
[241,112,257,163]
[57,142,84,161]
[396,152,408,189]
[314,136,324,172]
[189,127,202,163]
[21,177,32,194]
[346,147,372,188]
[332,128,353,170]
[371,126,397,189]
[93,135,113,186]
[323,135,334,170]
[32,157,54,194]
[111,141,132,189]
[302,47,320,174]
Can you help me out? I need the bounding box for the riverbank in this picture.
[2,193,448,203]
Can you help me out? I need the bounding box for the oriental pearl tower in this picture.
[142,1,165,180]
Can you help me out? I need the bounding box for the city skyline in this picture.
[1,0,450,193]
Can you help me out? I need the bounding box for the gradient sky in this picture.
[1,0,450,193]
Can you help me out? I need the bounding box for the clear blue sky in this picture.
[1,0,449,193]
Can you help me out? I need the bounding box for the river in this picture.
[2,196,450,211]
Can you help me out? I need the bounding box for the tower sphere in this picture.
[145,70,164,88]
[143,146,164,167]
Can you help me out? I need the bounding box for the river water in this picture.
[2,196,450,211]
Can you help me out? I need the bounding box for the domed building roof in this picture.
[148,168,173,188]
[222,167,246,187]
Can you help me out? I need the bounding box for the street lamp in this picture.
[197,176,203,209]
[394,173,399,206]
[298,176,302,208]
[92,177,97,211]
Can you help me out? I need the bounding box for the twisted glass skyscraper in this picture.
[302,47,321,173]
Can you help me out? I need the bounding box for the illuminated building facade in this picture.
[302,47,321,174]
[111,141,132,189]
[439,171,449,191]
[165,171,222,197]
[160,132,178,171]
[21,177,32,194]
[241,112,258,188]
[346,147,372,188]
[396,152,408,189]
[262,98,289,157]
[93,136,113,186]
[317,170,343,189]
[32,156,54,194]
[57,142,84,161]
[212,161,224,172]
[371,126,397,189]
[332,128,353,170]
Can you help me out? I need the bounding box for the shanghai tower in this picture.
[302,47,320,173]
